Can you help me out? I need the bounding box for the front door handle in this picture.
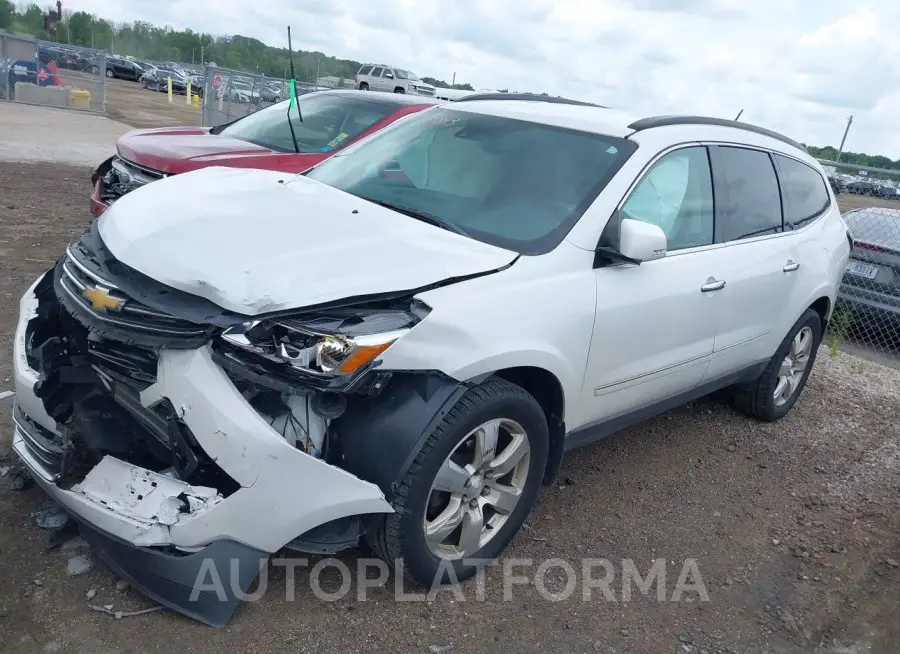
[700,278,726,292]
[783,260,800,272]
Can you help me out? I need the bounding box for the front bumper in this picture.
[12,273,394,623]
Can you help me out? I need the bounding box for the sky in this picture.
[69,0,900,158]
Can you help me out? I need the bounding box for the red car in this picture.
[90,89,441,216]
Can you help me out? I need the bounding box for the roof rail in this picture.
[627,115,806,152]
[453,92,606,108]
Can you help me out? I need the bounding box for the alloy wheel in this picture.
[423,418,531,560]
[774,326,813,407]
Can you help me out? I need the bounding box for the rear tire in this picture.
[358,82,369,91]
[732,308,822,422]
[105,68,115,78]
[367,377,549,587]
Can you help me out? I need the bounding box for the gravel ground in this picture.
[0,160,898,654]
[0,102,129,166]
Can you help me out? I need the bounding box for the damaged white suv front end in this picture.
[12,161,527,627]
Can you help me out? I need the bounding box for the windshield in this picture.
[394,69,420,81]
[218,93,397,154]
[305,108,636,254]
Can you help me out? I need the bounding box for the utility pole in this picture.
[452,71,456,86]
[836,115,853,163]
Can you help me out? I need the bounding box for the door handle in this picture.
[700,279,726,292]
[783,260,800,272]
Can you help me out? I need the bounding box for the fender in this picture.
[328,372,471,501]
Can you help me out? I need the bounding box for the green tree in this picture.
[0,0,13,30]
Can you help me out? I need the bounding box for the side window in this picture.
[774,154,830,226]
[371,67,383,77]
[620,146,715,251]
[383,68,394,78]
[717,146,783,241]
[358,65,372,76]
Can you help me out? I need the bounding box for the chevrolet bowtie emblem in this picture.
[82,286,125,312]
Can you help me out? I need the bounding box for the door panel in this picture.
[576,144,724,429]
[702,145,799,378]
[704,235,799,379]
[578,248,726,429]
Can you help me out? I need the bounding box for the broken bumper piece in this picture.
[77,516,267,628]
[12,272,395,626]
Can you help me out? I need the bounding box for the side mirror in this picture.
[384,72,394,79]
[619,218,667,262]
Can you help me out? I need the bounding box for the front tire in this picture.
[732,308,822,421]
[358,82,369,91]
[394,87,406,94]
[367,377,549,586]
[105,68,115,78]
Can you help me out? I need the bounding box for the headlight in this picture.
[221,301,429,377]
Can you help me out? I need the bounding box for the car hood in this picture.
[116,127,283,174]
[97,166,518,315]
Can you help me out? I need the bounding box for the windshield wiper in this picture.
[365,198,470,237]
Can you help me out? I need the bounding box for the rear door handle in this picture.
[700,279,726,292]
[783,260,800,272]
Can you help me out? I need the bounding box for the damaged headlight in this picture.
[221,300,429,377]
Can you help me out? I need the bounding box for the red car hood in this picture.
[115,126,324,174]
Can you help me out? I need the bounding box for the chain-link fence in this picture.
[1,32,105,111]
[827,205,900,364]
[200,65,339,127]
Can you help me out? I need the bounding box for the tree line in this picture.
[3,2,895,165]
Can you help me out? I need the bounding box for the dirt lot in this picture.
[0,157,898,654]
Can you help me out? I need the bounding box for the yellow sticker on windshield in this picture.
[327,132,350,148]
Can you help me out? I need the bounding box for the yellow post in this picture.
[167,77,173,103]
[186,80,192,105]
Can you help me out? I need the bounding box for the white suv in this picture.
[11,94,851,626]
[356,63,436,97]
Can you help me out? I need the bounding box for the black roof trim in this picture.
[453,93,606,108]
[627,115,806,152]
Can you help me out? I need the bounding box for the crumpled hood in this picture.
[98,166,518,315]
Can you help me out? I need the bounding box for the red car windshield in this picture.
[216,93,397,154]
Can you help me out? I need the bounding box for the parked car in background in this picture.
[838,207,900,326]
[15,99,849,627]
[220,79,260,104]
[260,81,284,104]
[141,66,188,94]
[104,56,144,81]
[356,63,436,96]
[90,90,442,215]
[38,45,92,72]
[827,175,844,195]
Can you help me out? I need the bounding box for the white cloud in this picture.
[70,0,900,158]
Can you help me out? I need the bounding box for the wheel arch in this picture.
[809,295,831,328]
[491,366,566,486]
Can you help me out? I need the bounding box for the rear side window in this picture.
[774,154,831,226]
[358,65,372,76]
[717,146,783,241]
[371,67,383,77]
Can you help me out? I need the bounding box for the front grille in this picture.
[100,156,165,205]
[58,246,212,339]
[13,405,64,479]
[415,87,435,96]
